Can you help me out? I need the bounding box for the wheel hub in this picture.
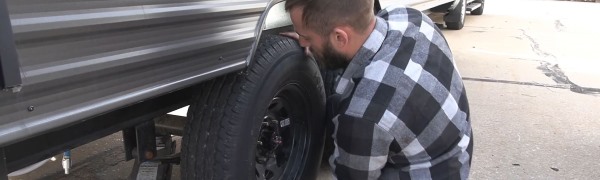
[255,97,292,180]
[257,118,286,154]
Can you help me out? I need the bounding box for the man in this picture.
[283,0,473,179]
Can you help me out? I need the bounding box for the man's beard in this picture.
[312,41,350,69]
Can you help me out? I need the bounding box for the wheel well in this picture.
[430,1,455,13]
[249,0,383,66]
[246,0,290,66]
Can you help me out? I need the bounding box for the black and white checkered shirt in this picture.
[328,5,473,180]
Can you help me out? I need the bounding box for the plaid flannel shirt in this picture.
[329,5,473,180]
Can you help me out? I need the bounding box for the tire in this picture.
[445,0,466,30]
[320,68,342,164]
[470,0,484,15]
[181,35,326,180]
[321,68,343,97]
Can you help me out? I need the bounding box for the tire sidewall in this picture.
[445,0,466,30]
[460,0,466,24]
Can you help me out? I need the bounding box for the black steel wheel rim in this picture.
[255,83,309,180]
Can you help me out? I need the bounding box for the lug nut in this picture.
[273,136,282,144]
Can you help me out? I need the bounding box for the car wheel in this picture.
[470,0,484,15]
[181,35,326,180]
[445,0,466,30]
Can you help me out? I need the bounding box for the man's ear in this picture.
[331,27,349,48]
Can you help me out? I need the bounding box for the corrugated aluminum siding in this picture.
[0,0,268,145]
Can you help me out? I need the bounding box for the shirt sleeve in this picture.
[330,113,395,180]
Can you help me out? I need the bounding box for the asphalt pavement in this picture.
[10,0,600,179]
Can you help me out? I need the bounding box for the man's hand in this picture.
[280,32,313,58]
[280,32,300,40]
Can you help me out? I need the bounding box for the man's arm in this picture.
[330,113,395,180]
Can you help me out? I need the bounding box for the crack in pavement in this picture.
[535,62,596,94]
[520,29,556,59]
[462,77,600,95]
[462,77,570,89]
[508,57,544,62]
[554,20,565,32]
[519,29,600,95]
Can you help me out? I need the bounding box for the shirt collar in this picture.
[335,16,388,95]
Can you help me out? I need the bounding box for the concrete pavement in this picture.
[445,0,600,179]
[466,81,600,179]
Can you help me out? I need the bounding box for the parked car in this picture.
[378,0,485,29]
[0,0,484,179]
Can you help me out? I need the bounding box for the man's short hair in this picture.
[285,0,374,36]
